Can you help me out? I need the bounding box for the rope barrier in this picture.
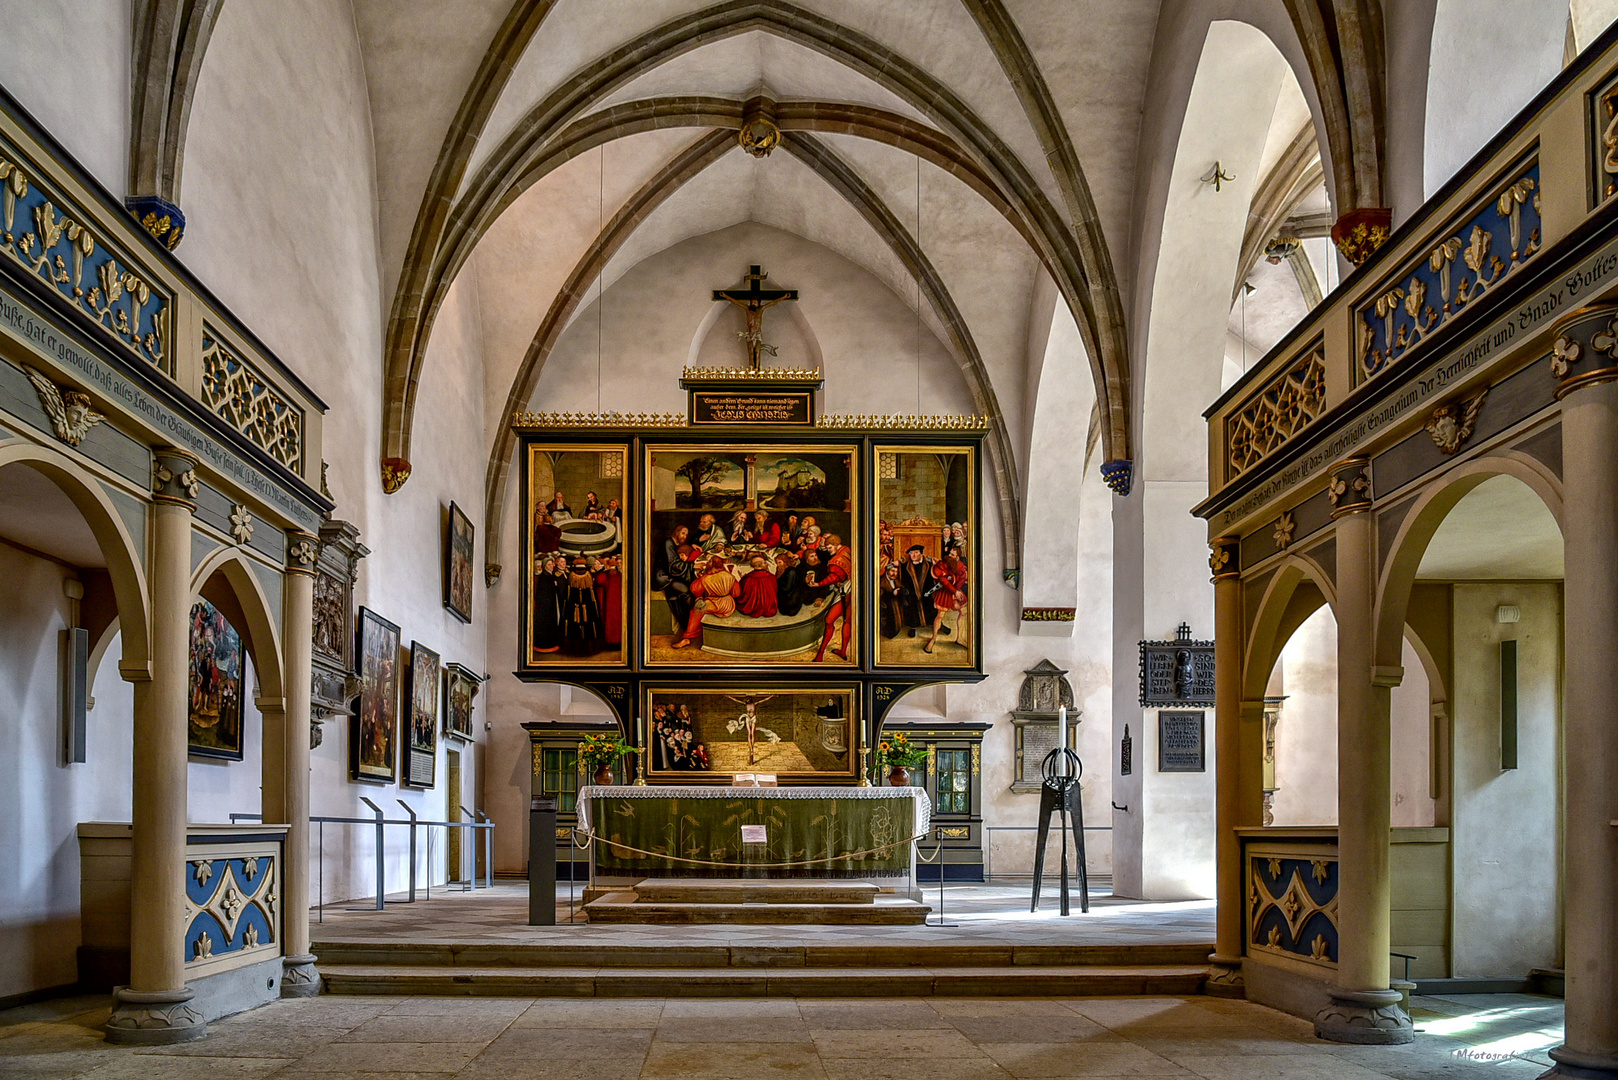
[569,827,926,870]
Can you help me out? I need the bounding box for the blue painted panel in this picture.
[0,137,170,371]
[184,910,227,963]
[1358,160,1540,383]
[185,859,221,905]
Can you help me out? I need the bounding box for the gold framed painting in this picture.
[643,685,860,783]
[524,443,628,666]
[644,444,857,667]
[874,445,977,668]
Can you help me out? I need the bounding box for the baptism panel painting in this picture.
[188,599,244,760]
[525,444,627,666]
[645,444,857,667]
[404,641,439,788]
[875,446,976,667]
[644,686,858,781]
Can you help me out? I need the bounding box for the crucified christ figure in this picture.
[726,694,778,765]
[713,266,798,369]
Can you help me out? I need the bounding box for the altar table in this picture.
[578,785,931,879]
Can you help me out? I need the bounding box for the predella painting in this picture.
[445,502,474,624]
[645,445,857,667]
[526,445,626,665]
[188,599,244,760]
[645,687,858,781]
[875,446,975,667]
[352,606,400,784]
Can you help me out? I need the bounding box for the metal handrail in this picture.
[228,808,496,920]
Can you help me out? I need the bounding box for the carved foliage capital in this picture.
[152,446,200,507]
[285,530,319,576]
[1326,457,1372,518]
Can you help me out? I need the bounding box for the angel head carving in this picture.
[24,366,104,446]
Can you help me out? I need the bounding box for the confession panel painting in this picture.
[444,502,474,624]
[404,641,440,788]
[351,606,400,784]
[645,445,857,667]
[188,599,244,760]
[644,686,858,782]
[875,446,976,668]
[525,444,627,665]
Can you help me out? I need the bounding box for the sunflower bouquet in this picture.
[875,731,928,769]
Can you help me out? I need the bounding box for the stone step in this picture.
[583,891,930,924]
[630,878,881,905]
[310,941,1216,969]
[319,963,1209,998]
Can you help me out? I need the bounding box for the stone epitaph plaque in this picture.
[1139,623,1215,707]
[1158,712,1206,772]
[1010,659,1076,793]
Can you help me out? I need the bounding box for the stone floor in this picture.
[0,991,1565,1078]
[310,882,1218,946]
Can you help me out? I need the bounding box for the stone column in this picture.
[1545,308,1618,1077]
[1315,457,1411,1044]
[1207,535,1245,995]
[273,531,320,995]
[108,448,206,1045]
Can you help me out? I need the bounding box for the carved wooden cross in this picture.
[713,265,798,369]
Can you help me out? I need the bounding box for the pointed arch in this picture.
[1243,550,1337,703]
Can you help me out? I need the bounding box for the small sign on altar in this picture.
[741,825,768,844]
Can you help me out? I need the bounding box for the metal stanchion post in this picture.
[530,796,557,926]
[359,796,385,910]
[317,820,324,923]
[479,810,493,889]
[397,800,417,902]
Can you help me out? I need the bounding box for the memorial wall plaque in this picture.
[691,390,814,426]
[1158,711,1205,772]
[1138,622,1215,707]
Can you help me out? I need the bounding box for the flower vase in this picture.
[888,765,909,787]
[593,764,614,786]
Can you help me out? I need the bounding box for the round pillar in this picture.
[1315,457,1411,1045]
[108,447,206,1044]
[1208,535,1245,995]
[1544,307,1618,1077]
[278,531,320,995]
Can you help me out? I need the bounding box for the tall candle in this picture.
[1059,705,1069,775]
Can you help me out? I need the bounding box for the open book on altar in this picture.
[731,773,778,787]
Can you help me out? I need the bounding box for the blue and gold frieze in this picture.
[1357,160,1541,384]
[0,138,170,374]
[1248,850,1339,966]
[183,849,278,973]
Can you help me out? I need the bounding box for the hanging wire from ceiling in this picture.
[597,142,605,414]
[915,154,922,415]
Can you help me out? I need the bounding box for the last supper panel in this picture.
[644,444,858,668]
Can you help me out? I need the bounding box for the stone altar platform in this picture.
[583,877,930,925]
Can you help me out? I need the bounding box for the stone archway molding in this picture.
[383,1,1132,490]
[0,445,151,674]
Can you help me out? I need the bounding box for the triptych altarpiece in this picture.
[516,372,986,785]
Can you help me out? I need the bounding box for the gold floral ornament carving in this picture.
[0,155,167,369]
[1425,388,1488,455]
[1248,854,1340,966]
[1209,544,1232,575]
[1225,349,1327,476]
[1551,335,1582,378]
[287,537,318,572]
[1273,511,1295,550]
[200,334,303,471]
[513,411,686,429]
[229,505,254,545]
[817,414,990,431]
[23,365,105,446]
[1327,472,1369,509]
[682,366,821,380]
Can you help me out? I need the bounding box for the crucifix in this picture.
[713,265,798,369]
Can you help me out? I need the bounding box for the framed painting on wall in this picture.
[644,444,858,667]
[445,502,475,624]
[524,443,628,666]
[351,606,400,784]
[404,641,440,788]
[874,445,977,668]
[643,686,859,782]
[188,599,245,760]
[443,663,478,742]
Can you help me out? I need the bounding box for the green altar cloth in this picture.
[580,786,931,879]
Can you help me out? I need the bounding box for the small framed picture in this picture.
[445,502,475,624]
[352,607,400,785]
[404,641,441,788]
[443,663,479,742]
[188,599,245,760]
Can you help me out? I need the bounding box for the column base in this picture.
[1541,1047,1618,1078]
[281,954,322,998]
[105,986,208,1045]
[1314,988,1413,1045]
[1205,953,1245,998]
